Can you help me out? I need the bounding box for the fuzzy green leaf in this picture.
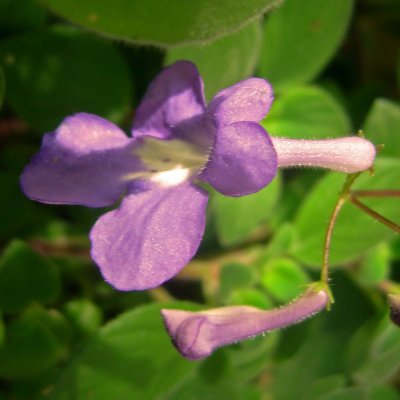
[166,21,262,99]
[213,172,281,246]
[259,0,354,91]
[363,98,400,158]
[262,85,351,138]
[46,302,201,400]
[43,0,280,47]
[0,26,132,132]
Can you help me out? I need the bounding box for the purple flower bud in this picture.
[161,284,330,360]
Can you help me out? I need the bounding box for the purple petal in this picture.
[206,78,273,128]
[132,61,206,140]
[20,113,143,207]
[162,285,330,360]
[51,112,130,152]
[201,122,277,196]
[90,182,208,291]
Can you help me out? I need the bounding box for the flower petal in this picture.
[20,113,142,207]
[206,78,273,128]
[202,122,277,196]
[90,182,208,290]
[132,61,206,140]
[162,285,330,360]
[52,112,130,153]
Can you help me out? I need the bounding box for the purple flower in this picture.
[21,61,376,291]
[161,283,330,360]
[20,61,278,290]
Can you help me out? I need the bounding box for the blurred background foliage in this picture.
[0,0,399,399]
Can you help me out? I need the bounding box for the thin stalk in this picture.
[352,190,400,198]
[320,171,400,288]
[320,173,361,286]
[349,195,400,234]
[321,196,347,285]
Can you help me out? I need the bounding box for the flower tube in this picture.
[161,284,330,360]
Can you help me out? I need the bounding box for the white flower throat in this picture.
[127,137,208,187]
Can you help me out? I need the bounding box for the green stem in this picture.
[320,173,361,285]
[349,195,400,234]
[321,196,347,285]
[352,190,400,198]
[321,172,400,286]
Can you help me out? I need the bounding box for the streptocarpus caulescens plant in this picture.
[20,61,376,357]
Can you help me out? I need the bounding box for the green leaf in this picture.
[0,313,4,349]
[0,307,70,379]
[0,26,132,132]
[63,299,103,338]
[229,332,279,383]
[229,288,273,309]
[0,170,54,240]
[213,172,281,246]
[219,262,256,300]
[260,257,309,302]
[0,0,10,9]
[367,385,400,400]
[46,302,201,400]
[262,85,351,138]
[166,21,262,100]
[270,170,325,226]
[0,240,61,313]
[293,158,400,267]
[0,0,46,35]
[198,350,230,385]
[260,223,298,261]
[308,375,346,400]
[363,98,400,157]
[357,243,391,286]
[43,0,280,47]
[353,318,400,386]
[391,236,400,260]
[173,378,262,400]
[170,372,262,400]
[0,65,4,109]
[322,386,400,400]
[259,0,354,91]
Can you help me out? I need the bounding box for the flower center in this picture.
[150,166,191,187]
[129,137,209,187]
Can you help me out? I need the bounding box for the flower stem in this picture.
[349,194,400,234]
[321,196,346,285]
[320,173,361,285]
[321,171,400,286]
[351,190,400,198]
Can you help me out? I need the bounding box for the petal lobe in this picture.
[90,182,208,290]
